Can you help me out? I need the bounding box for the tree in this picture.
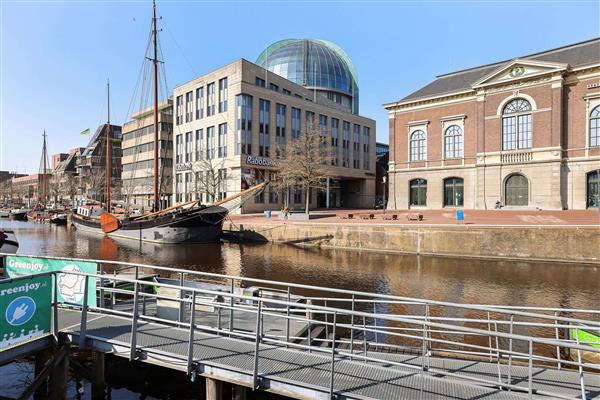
[191,158,234,203]
[274,126,331,214]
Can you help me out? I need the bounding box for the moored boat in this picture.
[50,212,67,225]
[0,230,19,254]
[570,328,600,364]
[9,208,29,221]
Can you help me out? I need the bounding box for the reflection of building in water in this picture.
[221,244,242,277]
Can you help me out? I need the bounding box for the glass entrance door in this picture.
[505,174,528,206]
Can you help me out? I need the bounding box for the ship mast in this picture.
[106,79,111,212]
[152,0,160,212]
[40,130,49,207]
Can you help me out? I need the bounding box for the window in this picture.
[504,174,528,206]
[342,121,350,167]
[587,171,599,208]
[269,83,279,92]
[306,111,315,132]
[195,87,204,119]
[185,172,193,202]
[293,186,302,204]
[218,78,228,113]
[207,82,215,116]
[590,105,600,147]
[185,91,193,122]
[268,173,278,203]
[276,104,286,145]
[353,124,361,168]
[175,95,183,125]
[319,115,328,137]
[175,174,183,203]
[502,98,532,150]
[259,99,270,157]
[206,126,215,159]
[283,88,292,95]
[194,172,203,203]
[444,125,463,159]
[195,129,203,161]
[185,131,193,162]
[409,178,427,207]
[331,118,339,166]
[236,94,252,155]
[291,107,301,139]
[218,123,227,158]
[175,134,183,164]
[218,169,227,200]
[363,126,371,170]
[444,177,463,207]
[255,77,265,87]
[409,130,426,161]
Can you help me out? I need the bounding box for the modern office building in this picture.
[76,123,122,203]
[121,100,173,210]
[172,56,376,213]
[384,38,600,210]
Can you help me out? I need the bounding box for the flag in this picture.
[80,128,91,135]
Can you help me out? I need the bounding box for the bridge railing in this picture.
[2,254,599,399]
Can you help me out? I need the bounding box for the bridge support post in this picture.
[231,384,248,400]
[91,351,105,400]
[205,377,222,400]
[49,347,69,400]
[33,349,52,399]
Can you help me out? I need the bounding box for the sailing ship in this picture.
[71,1,263,243]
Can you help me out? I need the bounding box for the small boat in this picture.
[570,328,600,364]
[0,230,19,254]
[50,213,67,225]
[9,208,29,221]
[0,210,9,218]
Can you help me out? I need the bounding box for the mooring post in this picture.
[205,377,222,400]
[232,384,248,400]
[49,348,69,400]
[90,351,105,400]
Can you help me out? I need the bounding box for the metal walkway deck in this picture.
[58,309,597,400]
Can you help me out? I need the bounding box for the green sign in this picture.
[0,274,52,349]
[5,256,97,307]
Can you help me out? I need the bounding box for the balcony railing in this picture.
[501,151,533,164]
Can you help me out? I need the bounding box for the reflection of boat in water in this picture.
[570,328,600,364]
[9,209,29,221]
[0,230,19,254]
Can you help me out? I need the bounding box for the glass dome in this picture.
[256,39,359,114]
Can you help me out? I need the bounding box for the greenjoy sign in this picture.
[246,155,277,167]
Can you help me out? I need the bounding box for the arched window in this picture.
[502,98,532,150]
[444,125,463,159]
[590,105,600,148]
[588,170,599,208]
[409,130,426,161]
[444,177,464,207]
[409,178,427,206]
[504,174,529,206]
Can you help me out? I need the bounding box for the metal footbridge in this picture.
[1,254,599,399]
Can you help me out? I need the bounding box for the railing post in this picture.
[373,302,378,344]
[494,322,502,384]
[52,273,59,340]
[307,318,312,354]
[528,340,533,399]
[329,311,337,399]
[229,278,234,333]
[554,311,562,370]
[286,287,291,347]
[575,330,588,400]
[78,275,90,349]
[129,281,139,361]
[187,292,196,375]
[324,300,329,345]
[99,263,105,309]
[350,294,355,360]
[487,311,493,362]
[252,300,263,390]
[508,314,514,388]
[217,304,222,333]
[178,272,185,323]
[363,316,368,364]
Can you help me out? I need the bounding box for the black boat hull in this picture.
[71,206,228,244]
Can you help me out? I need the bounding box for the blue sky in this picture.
[1,0,598,173]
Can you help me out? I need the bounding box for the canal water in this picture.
[1,220,599,399]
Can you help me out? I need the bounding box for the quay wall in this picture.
[223,221,600,264]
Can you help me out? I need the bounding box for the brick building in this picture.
[384,38,600,210]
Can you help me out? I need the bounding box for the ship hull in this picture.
[71,207,227,244]
[9,211,28,221]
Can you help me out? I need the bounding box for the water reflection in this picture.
[1,219,599,311]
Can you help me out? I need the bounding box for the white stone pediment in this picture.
[472,59,568,89]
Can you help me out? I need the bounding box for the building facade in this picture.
[121,100,173,210]
[172,58,376,213]
[11,174,51,206]
[385,38,600,210]
[76,123,122,203]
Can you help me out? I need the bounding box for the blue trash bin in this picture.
[456,210,464,221]
[265,210,271,219]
